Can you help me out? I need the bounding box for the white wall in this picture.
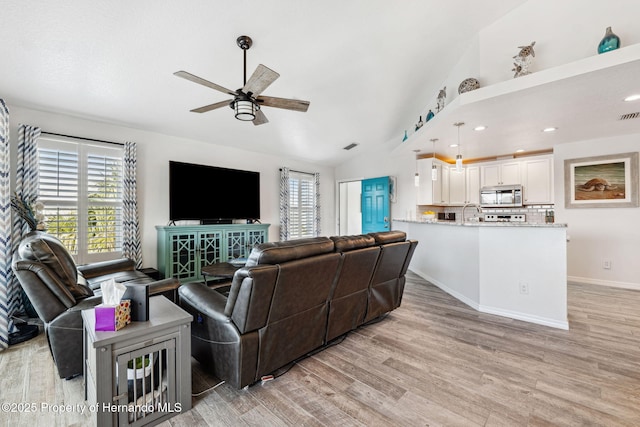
[438,0,640,105]
[336,0,640,288]
[338,180,362,235]
[8,104,336,269]
[554,134,640,289]
[335,144,416,230]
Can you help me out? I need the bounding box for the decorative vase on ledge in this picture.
[598,26,620,54]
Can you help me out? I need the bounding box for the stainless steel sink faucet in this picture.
[462,203,481,222]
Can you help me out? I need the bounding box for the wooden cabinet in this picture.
[481,161,521,186]
[521,156,553,204]
[156,224,269,283]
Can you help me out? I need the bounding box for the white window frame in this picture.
[288,171,317,239]
[37,136,124,264]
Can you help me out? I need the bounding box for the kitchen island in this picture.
[394,219,568,329]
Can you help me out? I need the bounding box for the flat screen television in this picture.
[169,161,260,222]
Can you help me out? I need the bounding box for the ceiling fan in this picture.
[174,35,310,126]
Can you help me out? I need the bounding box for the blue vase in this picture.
[426,110,434,122]
[598,26,620,54]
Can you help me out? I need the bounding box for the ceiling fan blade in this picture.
[257,96,310,112]
[243,64,280,96]
[174,71,237,96]
[252,108,269,126]
[190,99,232,113]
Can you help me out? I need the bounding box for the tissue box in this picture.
[95,300,131,331]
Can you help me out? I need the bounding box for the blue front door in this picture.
[361,177,390,233]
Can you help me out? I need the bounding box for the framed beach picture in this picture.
[564,152,639,208]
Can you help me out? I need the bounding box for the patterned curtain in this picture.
[279,167,290,241]
[13,125,40,238]
[122,141,142,268]
[10,124,41,322]
[0,99,11,351]
[313,172,321,237]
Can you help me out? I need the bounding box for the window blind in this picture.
[288,171,316,239]
[37,137,124,263]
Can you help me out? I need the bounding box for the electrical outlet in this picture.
[603,259,611,270]
[519,282,529,294]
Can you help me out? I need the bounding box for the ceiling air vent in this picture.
[343,143,359,150]
[619,112,640,120]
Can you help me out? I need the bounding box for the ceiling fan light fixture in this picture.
[175,35,309,125]
[234,99,256,121]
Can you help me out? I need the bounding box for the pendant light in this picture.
[413,150,420,187]
[430,138,438,181]
[454,122,465,172]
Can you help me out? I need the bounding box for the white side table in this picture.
[83,296,192,426]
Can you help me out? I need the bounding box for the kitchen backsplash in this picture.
[416,205,555,224]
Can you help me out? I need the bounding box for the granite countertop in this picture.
[393,218,567,228]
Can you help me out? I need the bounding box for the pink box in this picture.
[95,300,131,331]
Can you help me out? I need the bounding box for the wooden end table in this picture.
[201,262,243,287]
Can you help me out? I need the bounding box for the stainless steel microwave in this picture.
[480,185,523,208]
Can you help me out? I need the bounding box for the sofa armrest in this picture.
[178,283,228,323]
[77,258,135,279]
[148,278,181,296]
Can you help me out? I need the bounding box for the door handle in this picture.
[384,217,389,223]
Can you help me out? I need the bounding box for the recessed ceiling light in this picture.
[542,127,557,132]
[515,149,525,153]
[624,94,640,102]
[474,126,487,131]
[449,144,458,148]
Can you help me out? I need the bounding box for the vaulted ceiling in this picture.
[0,1,534,166]
[5,2,640,167]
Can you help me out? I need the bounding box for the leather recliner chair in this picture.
[12,232,180,379]
[179,231,418,388]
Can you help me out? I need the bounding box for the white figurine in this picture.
[436,86,446,113]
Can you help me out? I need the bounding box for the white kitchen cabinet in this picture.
[521,156,553,204]
[416,158,434,205]
[438,164,449,205]
[481,161,521,186]
[442,165,479,206]
[416,158,449,205]
[448,167,466,205]
[465,166,480,204]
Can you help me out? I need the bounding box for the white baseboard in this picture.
[410,269,569,330]
[478,305,569,330]
[568,275,640,291]
[412,269,481,311]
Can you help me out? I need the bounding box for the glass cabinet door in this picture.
[169,232,198,281]
[199,230,223,269]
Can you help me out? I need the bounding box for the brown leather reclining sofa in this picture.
[178,230,417,389]
[12,231,180,379]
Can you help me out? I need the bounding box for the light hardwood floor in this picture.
[2,272,640,426]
